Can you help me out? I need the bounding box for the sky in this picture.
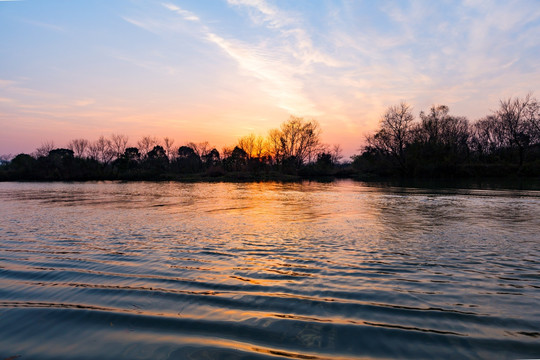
[1,0,539,158]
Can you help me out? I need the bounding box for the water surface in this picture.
[0,181,539,359]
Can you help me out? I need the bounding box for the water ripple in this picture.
[1,181,540,359]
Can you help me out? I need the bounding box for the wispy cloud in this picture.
[22,19,64,31]
[3,1,538,156]
[206,33,320,115]
[122,17,158,33]
[155,1,333,116]
[75,98,95,107]
[119,0,540,137]
[161,3,199,22]
[227,0,290,28]
[226,0,342,68]
[0,79,17,88]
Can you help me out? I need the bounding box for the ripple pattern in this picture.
[0,181,539,359]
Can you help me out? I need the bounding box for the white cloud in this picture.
[206,33,321,115]
[162,3,200,22]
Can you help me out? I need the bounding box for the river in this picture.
[0,180,539,359]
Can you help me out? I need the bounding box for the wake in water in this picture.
[0,181,539,359]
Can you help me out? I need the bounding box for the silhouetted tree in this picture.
[268,116,321,168]
[221,146,234,159]
[88,136,114,164]
[111,134,129,159]
[123,147,141,161]
[145,145,169,172]
[224,146,248,171]
[67,139,89,158]
[495,94,538,166]
[163,137,175,160]
[177,146,196,158]
[176,145,202,173]
[147,145,167,159]
[115,147,141,171]
[316,152,333,169]
[187,141,211,158]
[137,136,159,159]
[202,148,220,167]
[34,141,55,158]
[330,144,343,164]
[38,148,76,179]
[470,115,504,157]
[9,153,37,177]
[366,102,414,172]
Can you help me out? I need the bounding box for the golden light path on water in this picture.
[0,180,539,359]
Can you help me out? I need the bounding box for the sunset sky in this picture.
[1,0,539,158]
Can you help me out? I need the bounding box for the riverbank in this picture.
[2,170,540,191]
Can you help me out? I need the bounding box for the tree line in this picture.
[354,94,540,177]
[0,116,344,181]
[1,94,539,181]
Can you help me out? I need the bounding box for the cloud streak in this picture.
[153,1,331,116]
[2,0,539,156]
[162,3,200,22]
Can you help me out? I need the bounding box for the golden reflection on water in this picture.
[1,181,540,359]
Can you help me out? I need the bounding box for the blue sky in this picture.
[1,0,539,156]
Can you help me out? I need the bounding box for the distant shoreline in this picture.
[2,171,540,191]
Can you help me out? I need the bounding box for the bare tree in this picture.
[470,116,504,155]
[87,141,100,161]
[330,144,343,164]
[110,134,129,159]
[495,94,538,166]
[366,103,414,169]
[253,135,268,158]
[268,116,321,166]
[68,139,89,158]
[221,146,234,159]
[418,104,448,144]
[34,141,55,158]
[89,136,114,164]
[383,103,415,156]
[521,95,540,145]
[163,137,175,160]
[418,105,469,148]
[267,129,283,163]
[187,141,211,158]
[137,136,159,158]
[237,134,256,159]
[238,134,268,159]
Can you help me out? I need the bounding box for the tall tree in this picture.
[187,141,211,158]
[137,136,159,159]
[34,141,55,158]
[366,102,414,170]
[67,139,89,158]
[163,137,175,160]
[268,116,321,167]
[495,94,538,166]
[111,134,129,159]
[88,136,114,164]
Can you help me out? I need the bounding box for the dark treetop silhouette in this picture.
[1,95,540,181]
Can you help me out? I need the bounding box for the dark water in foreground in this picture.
[0,181,539,360]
